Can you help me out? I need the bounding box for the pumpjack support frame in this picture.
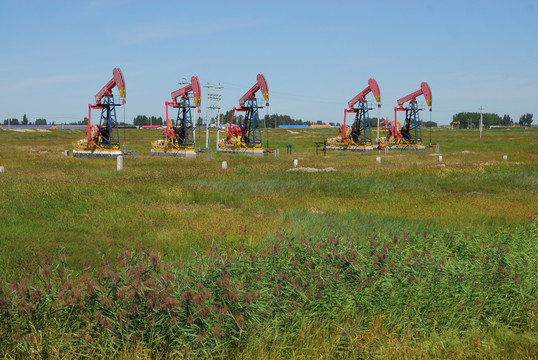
[151,96,196,158]
[217,74,268,155]
[72,94,124,157]
[380,82,431,151]
[72,67,127,158]
[152,75,200,158]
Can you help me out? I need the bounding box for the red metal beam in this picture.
[239,74,269,107]
[347,78,381,109]
[396,82,432,108]
[94,68,126,104]
[170,76,201,106]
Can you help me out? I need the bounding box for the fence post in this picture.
[117,156,123,171]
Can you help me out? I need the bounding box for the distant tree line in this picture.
[133,115,164,127]
[421,120,438,128]
[193,112,438,129]
[451,112,533,128]
[262,113,313,128]
[63,117,89,125]
[3,118,19,125]
[209,111,313,128]
[3,114,49,125]
[0,111,439,128]
[63,117,129,126]
[342,117,437,129]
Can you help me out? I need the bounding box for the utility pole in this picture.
[217,83,222,127]
[479,106,484,139]
[377,103,381,144]
[264,104,270,147]
[204,82,211,149]
[204,82,223,149]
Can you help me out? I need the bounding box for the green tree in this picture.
[519,113,533,127]
[452,112,503,129]
[133,115,149,127]
[35,118,47,125]
[148,116,163,126]
[221,110,233,126]
[82,117,88,125]
[132,115,164,127]
[22,114,28,125]
[501,114,512,126]
[453,112,480,129]
[423,121,438,128]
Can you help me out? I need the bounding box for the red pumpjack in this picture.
[217,74,269,154]
[379,82,432,150]
[151,76,201,157]
[325,78,381,151]
[72,68,126,157]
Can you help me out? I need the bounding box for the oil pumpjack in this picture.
[217,74,269,155]
[325,78,381,151]
[379,82,432,150]
[151,76,201,158]
[72,68,126,158]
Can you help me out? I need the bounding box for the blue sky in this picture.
[0,0,536,126]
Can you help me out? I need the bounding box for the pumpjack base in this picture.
[378,144,425,151]
[325,145,374,152]
[73,150,123,158]
[217,146,264,156]
[150,149,196,158]
[325,137,373,152]
[72,139,123,158]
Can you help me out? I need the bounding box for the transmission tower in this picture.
[203,82,223,148]
[204,83,223,125]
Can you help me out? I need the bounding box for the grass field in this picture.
[0,126,537,358]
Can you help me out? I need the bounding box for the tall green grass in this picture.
[0,220,536,358]
[0,127,537,358]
